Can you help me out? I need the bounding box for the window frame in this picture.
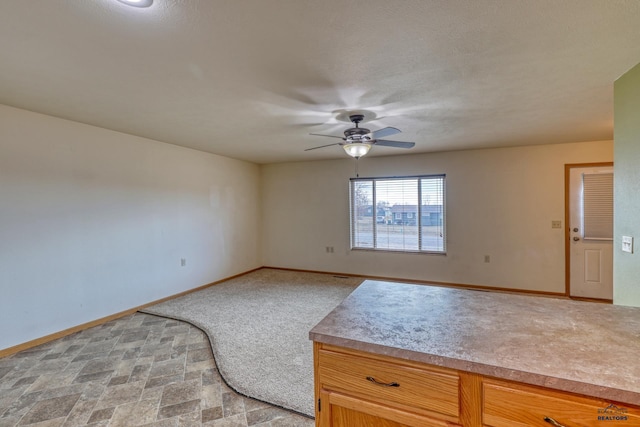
[349,174,446,254]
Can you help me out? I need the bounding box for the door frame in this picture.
[564,162,614,298]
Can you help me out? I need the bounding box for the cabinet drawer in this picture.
[483,380,640,427]
[318,348,460,419]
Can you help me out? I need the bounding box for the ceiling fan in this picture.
[305,114,415,158]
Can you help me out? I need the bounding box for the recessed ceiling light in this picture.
[116,0,153,7]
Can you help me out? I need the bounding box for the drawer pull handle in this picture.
[366,376,400,387]
[543,417,566,427]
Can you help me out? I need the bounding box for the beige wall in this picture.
[614,62,640,307]
[0,101,620,351]
[0,105,261,350]
[261,141,613,293]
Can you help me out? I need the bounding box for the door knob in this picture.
[573,237,580,241]
[573,228,579,232]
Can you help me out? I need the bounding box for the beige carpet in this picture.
[141,268,362,417]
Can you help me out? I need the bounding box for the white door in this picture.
[569,165,613,299]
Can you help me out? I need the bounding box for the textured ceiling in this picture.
[1,1,639,164]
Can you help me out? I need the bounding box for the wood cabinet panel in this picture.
[313,342,640,427]
[320,390,460,427]
[318,347,460,419]
[482,380,640,427]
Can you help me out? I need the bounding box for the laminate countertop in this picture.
[309,280,640,406]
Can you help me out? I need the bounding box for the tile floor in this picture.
[0,313,315,427]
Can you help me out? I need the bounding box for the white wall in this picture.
[261,141,613,293]
[0,105,261,350]
[613,62,640,307]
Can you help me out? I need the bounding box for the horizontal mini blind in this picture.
[582,172,613,240]
[349,175,446,253]
[375,178,419,251]
[420,177,445,252]
[350,180,374,248]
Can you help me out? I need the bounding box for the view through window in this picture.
[349,175,446,253]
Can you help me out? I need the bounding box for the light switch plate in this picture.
[622,236,634,253]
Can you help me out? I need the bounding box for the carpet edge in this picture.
[139,309,315,419]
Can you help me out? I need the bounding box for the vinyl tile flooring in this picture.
[0,313,315,427]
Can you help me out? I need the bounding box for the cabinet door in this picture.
[318,389,459,427]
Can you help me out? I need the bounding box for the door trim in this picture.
[564,162,613,298]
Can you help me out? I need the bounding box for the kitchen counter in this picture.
[309,280,640,406]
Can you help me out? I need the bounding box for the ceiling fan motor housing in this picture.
[345,115,371,141]
[344,127,371,141]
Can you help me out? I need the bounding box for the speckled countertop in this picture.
[309,280,640,406]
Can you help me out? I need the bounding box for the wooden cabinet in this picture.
[317,390,457,427]
[314,342,640,427]
[315,343,463,427]
[482,379,640,427]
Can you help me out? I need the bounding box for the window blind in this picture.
[582,172,613,240]
[349,175,445,253]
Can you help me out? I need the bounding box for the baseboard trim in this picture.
[261,266,566,298]
[0,267,261,358]
[568,296,613,304]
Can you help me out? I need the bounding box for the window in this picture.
[582,172,613,240]
[349,175,446,253]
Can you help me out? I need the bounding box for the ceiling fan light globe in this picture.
[343,143,370,158]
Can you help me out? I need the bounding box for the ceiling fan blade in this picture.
[309,133,344,139]
[304,142,342,151]
[374,140,415,149]
[371,127,401,139]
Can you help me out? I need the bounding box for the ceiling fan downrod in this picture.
[350,114,365,126]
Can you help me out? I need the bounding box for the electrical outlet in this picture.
[180,258,186,267]
[484,255,490,263]
[551,220,562,229]
[325,246,334,253]
[622,236,634,254]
